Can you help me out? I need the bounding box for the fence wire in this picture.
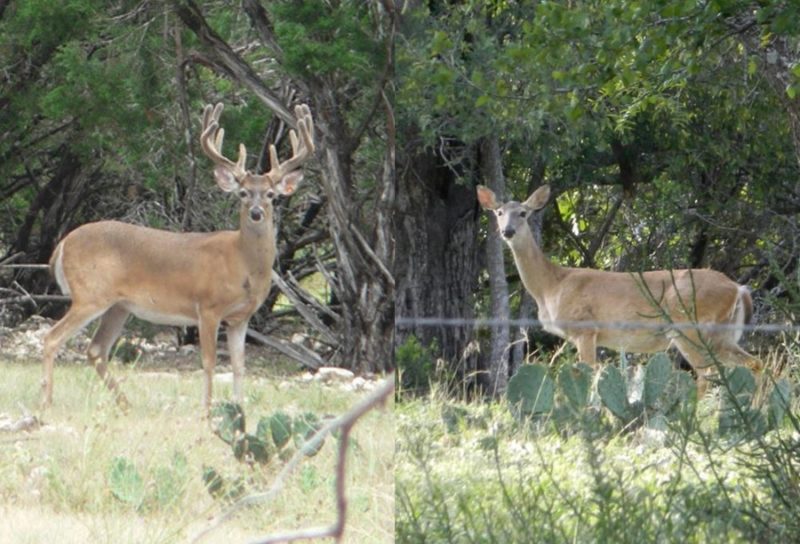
[396,316,800,334]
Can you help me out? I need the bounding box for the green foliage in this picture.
[397,386,800,543]
[398,360,800,544]
[401,0,800,306]
[767,378,792,428]
[271,0,384,82]
[396,336,438,393]
[717,367,794,439]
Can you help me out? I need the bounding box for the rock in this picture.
[314,367,355,384]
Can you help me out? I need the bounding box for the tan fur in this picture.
[477,184,761,394]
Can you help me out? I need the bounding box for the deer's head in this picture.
[477,185,551,243]
[199,103,315,226]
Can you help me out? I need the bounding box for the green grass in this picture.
[396,381,800,543]
[0,360,394,544]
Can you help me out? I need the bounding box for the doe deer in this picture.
[42,103,315,411]
[477,184,761,395]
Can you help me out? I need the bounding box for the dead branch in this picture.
[271,273,337,344]
[245,328,324,369]
[190,375,394,544]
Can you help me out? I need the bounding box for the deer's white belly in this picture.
[123,302,197,327]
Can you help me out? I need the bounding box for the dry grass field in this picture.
[0,322,393,544]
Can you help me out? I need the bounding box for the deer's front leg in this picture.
[198,313,221,413]
[226,320,248,403]
[574,333,598,367]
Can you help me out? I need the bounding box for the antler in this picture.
[266,104,315,179]
[200,103,247,178]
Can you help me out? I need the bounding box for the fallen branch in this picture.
[245,328,324,370]
[190,375,394,544]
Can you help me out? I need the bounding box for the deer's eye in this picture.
[497,210,504,217]
[519,210,527,218]
[266,189,275,199]
[238,189,249,199]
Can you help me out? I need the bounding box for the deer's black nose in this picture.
[502,227,515,239]
[249,208,265,222]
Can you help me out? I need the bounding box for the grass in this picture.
[396,369,800,544]
[0,359,394,544]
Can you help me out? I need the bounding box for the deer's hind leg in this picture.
[87,304,131,409]
[42,302,106,408]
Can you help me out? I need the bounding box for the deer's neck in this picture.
[237,212,276,281]
[509,227,561,305]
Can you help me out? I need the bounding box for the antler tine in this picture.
[268,103,315,178]
[199,102,247,177]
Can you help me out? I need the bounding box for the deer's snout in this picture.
[249,207,265,222]
[502,227,516,239]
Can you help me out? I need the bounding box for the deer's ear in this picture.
[213,165,240,192]
[523,185,551,211]
[275,170,304,196]
[476,185,500,210]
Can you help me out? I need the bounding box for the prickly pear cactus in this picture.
[202,466,245,502]
[210,402,245,445]
[293,412,325,456]
[108,456,145,508]
[558,363,592,413]
[232,433,272,464]
[257,411,293,449]
[642,353,672,410]
[507,364,555,419]
[598,365,631,421]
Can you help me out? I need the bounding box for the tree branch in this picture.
[240,0,283,62]
[173,0,295,125]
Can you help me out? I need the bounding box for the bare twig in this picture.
[190,375,394,544]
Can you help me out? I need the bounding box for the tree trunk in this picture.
[479,136,510,395]
[395,141,480,386]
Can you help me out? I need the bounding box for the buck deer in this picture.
[42,103,315,411]
[477,184,761,395]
